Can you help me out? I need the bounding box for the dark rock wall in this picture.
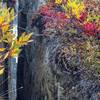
[17,0,48,100]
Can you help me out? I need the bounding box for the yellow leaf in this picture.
[55,0,62,4]
[1,24,10,33]
[3,32,15,43]
[0,5,14,24]
[62,0,85,18]
[16,33,33,46]
[0,16,4,25]
[9,48,21,57]
[10,9,15,22]
[0,67,4,75]
[3,52,9,60]
[0,48,5,52]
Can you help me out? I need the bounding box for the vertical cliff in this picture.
[17,0,48,100]
[17,0,100,100]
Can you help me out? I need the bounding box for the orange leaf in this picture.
[1,24,10,33]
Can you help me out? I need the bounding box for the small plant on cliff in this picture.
[0,4,32,75]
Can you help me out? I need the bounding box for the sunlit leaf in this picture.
[0,16,4,25]
[16,32,33,46]
[1,23,10,33]
[9,48,21,57]
[0,48,5,52]
[62,0,85,18]
[0,67,4,75]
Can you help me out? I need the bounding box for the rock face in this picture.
[17,0,100,100]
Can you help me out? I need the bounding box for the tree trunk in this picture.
[8,0,19,100]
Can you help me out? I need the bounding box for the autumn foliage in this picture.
[33,0,100,75]
[37,0,100,37]
[0,4,32,75]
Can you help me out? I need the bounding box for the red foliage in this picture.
[55,12,68,28]
[83,22,98,36]
[39,5,50,16]
[39,3,55,16]
[56,12,67,19]
[39,4,68,30]
[79,12,87,22]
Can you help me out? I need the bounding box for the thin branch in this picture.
[0,87,23,97]
[0,76,10,87]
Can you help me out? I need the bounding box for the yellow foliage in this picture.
[0,3,33,74]
[3,32,15,43]
[9,48,21,57]
[0,48,5,52]
[62,0,85,18]
[0,6,14,25]
[1,24,10,33]
[15,32,33,46]
[0,16,4,25]
[55,0,62,4]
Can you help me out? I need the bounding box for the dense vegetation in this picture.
[33,0,100,75]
